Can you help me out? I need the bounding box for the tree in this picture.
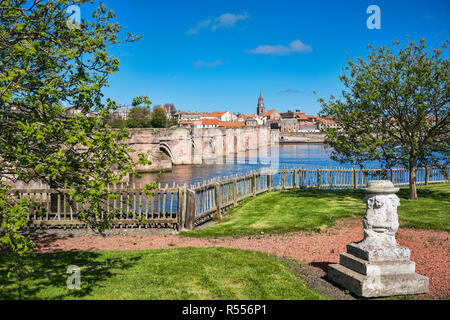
[0,0,154,260]
[127,107,152,128]
[317,38,449,200]
[151,106,168,128]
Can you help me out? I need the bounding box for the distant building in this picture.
[281,109,317,123]
[317,117,338,130]
[112,108,130,120]
[298,123,319,132]
[201,111,232,122]
[238,113,263,125]
[279,118,298,132]
[179,118,219,128]
[245,117,258,126]
[264,109,281,122]
[174,111,202,122]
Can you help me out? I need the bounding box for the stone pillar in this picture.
[202,128,217,165]
[235,128,245,164]
[223,129,235,165]
[213,129,224,164]
[169,128,191,165]
[191,128,203,165]
[327,180,428,298]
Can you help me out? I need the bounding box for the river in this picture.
[131,143,381,187]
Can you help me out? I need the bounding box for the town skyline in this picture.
[76,0,450,116]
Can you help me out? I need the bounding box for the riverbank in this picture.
[279,132,326,143]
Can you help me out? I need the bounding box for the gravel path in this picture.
[32,219,449,299]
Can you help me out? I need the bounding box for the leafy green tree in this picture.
[0,0,154,261]
[318,38,449,200]
[168,117,178,127]
[127,106,152,128]
[151,106,169,128]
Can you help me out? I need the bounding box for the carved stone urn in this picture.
[327,180,429,297]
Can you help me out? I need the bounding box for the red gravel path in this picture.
[33,219,449,299]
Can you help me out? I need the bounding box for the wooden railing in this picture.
[11,166,450,231]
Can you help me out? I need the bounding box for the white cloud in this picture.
[187,12,249,35]
[246,39,313,56]
[193,60,223,68]
[211,12,250,31]
[186,19,212,35]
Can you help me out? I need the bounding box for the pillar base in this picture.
[327,251,428,298]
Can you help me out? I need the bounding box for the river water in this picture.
[131,143,381,187]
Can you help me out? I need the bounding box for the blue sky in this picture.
[80,0,449,115]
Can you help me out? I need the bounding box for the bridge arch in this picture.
[159,142,175,163]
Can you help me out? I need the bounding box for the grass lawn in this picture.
[0,247,327,300]
[182,183,450,238]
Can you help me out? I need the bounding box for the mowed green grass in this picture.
[0,247,327,300]
[182,183,450,238]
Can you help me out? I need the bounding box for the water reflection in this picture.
[131,144,378,187]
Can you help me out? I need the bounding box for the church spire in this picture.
[257,91,265,116]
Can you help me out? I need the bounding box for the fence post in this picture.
[425,167,429,185]
[293,170,297,189]
[267,171,272,193]
[233,178,237,206]
[252,174,256,197]
[317,169,321,189]
[215,182,222,219]
[353,169,357,189]
[390,169,394,183]
[177,187,185,230]
[185,189,196,230]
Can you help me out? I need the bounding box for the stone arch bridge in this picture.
[128,127,278,172]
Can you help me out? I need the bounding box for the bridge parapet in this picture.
[128,126,277,169]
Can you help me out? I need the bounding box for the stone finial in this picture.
[365,180,399,194]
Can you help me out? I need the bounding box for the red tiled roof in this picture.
[201,118,219,125]
[296,114,309,120]
[317,117,335,124]
[219,121,245,127]
[265,109,277,116]
[202,111,228,117]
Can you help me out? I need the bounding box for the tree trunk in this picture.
[409,158,418,200]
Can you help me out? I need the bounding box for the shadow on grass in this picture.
[397,186,449,201]
[279,184,449,202]
[309,261,333,273]
[0,248,141,300]
[279,188,365,201]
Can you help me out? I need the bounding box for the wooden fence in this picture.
[11,166,450,231]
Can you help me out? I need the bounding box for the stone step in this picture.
[327,263,429,298]
[340,252,416,276]
[346,242,410,262]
